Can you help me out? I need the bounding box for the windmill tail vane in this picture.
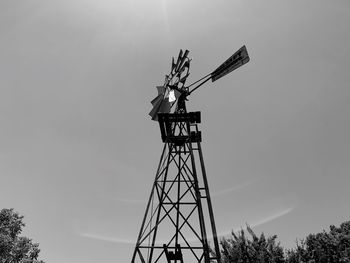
[211,45,250,82]
[149,45,250,120]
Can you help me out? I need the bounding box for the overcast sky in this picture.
[1,0,350,262]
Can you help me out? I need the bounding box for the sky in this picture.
[1,0,350,262]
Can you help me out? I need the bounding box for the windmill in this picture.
[132,46,250,263]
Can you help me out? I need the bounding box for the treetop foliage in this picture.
[220,221,350,263]
[220,224,284,263]
[286,221,350,263]
[0,208,45,263]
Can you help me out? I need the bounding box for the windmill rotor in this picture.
[149,49,191,120]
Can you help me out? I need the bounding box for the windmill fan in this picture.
[149,45,250,120]
[149,49,191,120]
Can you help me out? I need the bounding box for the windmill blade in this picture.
[149,85,173,120]
[174,89,181,100]
[179,73,190,85]
[177,60,190,76]
[177,50,189,72]
[149,99,161,119]
[156,86,166,95]
[149,99,171,120]
[211,45,250,82]
[171,57,176,72]
[151,94,163,106]
[173,49,183,73]
[158,100,171,114]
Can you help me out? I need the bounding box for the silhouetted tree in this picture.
[220,225,285,263]
[217,221,350,262]
[286,221,350,263]
[0,208,45,263]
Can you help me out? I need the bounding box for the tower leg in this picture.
[196,142,221,262]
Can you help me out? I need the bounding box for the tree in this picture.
[286,221,350,263]
[0,208,45,263]
[217,221,350,262]
[220,224,285,263]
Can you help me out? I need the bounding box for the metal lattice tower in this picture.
[132,111,221,263]
[132,46,249,263]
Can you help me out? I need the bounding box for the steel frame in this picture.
[132,112,221,263]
